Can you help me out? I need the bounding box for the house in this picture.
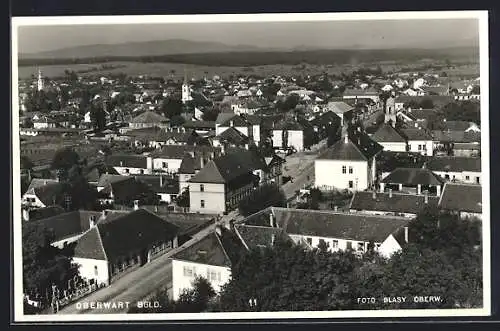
[425,157,481,184]
[215,113,259,146]
[84,163,120,186]
[380,167,444,196]
[452,142,481,157]
[315,130,383,191]
[22,178,64,209]
[182,120,216,135]
[443,120,480,133]
[371,123,407,152]
[271,119,305,153]
[401,128,434,156]
[134,175,180,204]
[381,84,394,92]
[33,117,59,129]
[342,88,380,104]
[438,183,482,220]
[96,175,159,208]
[188,148,277,214]
[243,207,411,259]
[325,101,354,127]
[129,111,169,130]
[170,225,243,300]
[150,145,220,174]
[233,224,290,250]
[215,127,250,149]
[106,155,153,175]
[349,190,439,218]
[178,154,207,192]
[72,208,179,286]
[231,99,263,115]
[22,205,66,222]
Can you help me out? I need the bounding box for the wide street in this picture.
[57,210,240,315]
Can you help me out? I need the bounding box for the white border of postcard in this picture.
[12,10,490,322]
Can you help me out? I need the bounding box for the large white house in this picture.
[315,131,383,191]
[22,178,63,209]
[426,156,481,185]
[170,225,242,300]
[106,155,154,175]
[401,128,434,156]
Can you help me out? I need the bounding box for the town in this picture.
[19,57,483,314]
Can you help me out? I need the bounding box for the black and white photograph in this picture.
[11,11,490,322]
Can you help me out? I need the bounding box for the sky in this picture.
[17,18,479,54]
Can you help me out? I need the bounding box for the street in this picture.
[57,210,240,315]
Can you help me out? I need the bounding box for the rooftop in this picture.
[438,183,482,214]
[426,156,481,173]
[349,191,439,214]
[381,167,444,186]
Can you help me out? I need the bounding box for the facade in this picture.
[426,157,481,184]
[438,182,482,220]
[401,129,434,156]
[272,129,304,152]
[315,131,383,191]
[107,155,153,175]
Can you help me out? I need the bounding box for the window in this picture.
[375,243,381,249]
[94,266,98,276]
[357,243,364,252]
[200,184,205,192]
[125,168,129,174]
[418,145,422,151]
[476,177,480,184]
[346,241,353,250]
[348,180,354,189]
[423,144,427,151]
[349,166,353,174]
[139,169,144,174]
[445,174,450,180]
[183,266,195,277]
[207,269,221,282]
[306,237,312,245]
[332,240,339,249]
[466,175,470,181]
[342,165,346,174]
[200,200,205,208]
[162,162,168,168]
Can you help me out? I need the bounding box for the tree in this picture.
[238,184,286,217]
[176,188,190,209]
[161,97,183,119]
[51,147,81,181]
[22,221,79,305]
[471,85,480,94]
[419,98,434,109]
[170,114,186,127]
[437,101,480,125]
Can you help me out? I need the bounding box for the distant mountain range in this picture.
[19,38,479,60]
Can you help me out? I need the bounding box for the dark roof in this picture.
[310,111,341,127]
[151,145,220,159]
[453,142,481,150]
[218,127,249,145]
[97,174,130,188]
[234,224,289,249]
[343,88,379,97]
[244,207,411,243]
[438,183,482,213]
[28,205,66,221]
[319,131,382,161]
[273,119,305,131]
[431,130,481,143]
[349,191,439,214]
[372,124,407,143]
[108,178,157,204]
[85,163,120,183]
[381,167,444,186]
[171,228,243,267]
[401,128,433,141]
[217,114,249,127]
[73,227,107,260]
[405,108,437,121]
[134,175,180,194]
[130,111,168,123]
[26,178,59,194]
[426,157,481,172]
[241,114,262,125]
[75,209,180,261]
[32,182,66,206]
[183,120,216,130]
[442,121,477,131]
[33,210,103,242]
[395,95,454,105]
[107,155,148,168]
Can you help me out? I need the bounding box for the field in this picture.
[17,60,479,81]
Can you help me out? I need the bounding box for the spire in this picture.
[37,68,44,92]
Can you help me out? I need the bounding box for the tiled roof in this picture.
[178,154,203,174]
[426,157,481,172]
[381,167,444,186]
[349,191,439,214]
[372,124,407,143]
[343,88,379,97]
[107,155,148,169]
[97,174,130,188]
[32,182,66,206]
[130,111,168,124]
[438,183,482,213]
[26,178,59,194]
[134,175,180,195]
[319,131,382,161]
[401,128,433,141]
[442,121,477,132]
[218,127,249,145]
[108,178,157,205]
[171,227,244,267]
[183,120,216,130]
[431,130,481,143]
[73,227,107,260]
[33,210,103,242]
[243,207,411,243]
[151,145,220,159]
[89,209,179,261]
[234,224,289,249]
[28,205,66,221]
[326,101,354,114]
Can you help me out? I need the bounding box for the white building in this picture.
[22,178,62,209]
[315,131,383,191]
[106,155,153,175]
[371,123,407,152]
[272,126,304,152]
[401,129,434,156]
[426,157,481,185]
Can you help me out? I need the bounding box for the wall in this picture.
[112,166,152,176]
[433,170,481,184]
[171,259,231,301]
[349,209,416,218]
[189,182,226,214]
[288,233,376,254]
[215,125,249,138]
[272,130,304,152]
[252,125,261,145]
[22,193,46,208]
[179,173,194,191]
[459,211,482,221]
[408,140,433,156]
[380,142,407,153]
[152,158,183,174]
[315,159,368,191]
[378,234,403,259]
[73,257,110,286]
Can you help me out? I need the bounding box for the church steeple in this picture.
[37,69,44,92]
[181,67,192,104]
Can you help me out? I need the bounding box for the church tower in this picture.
[181,69,193,104]
[384,92,397,127]
[37,69,44,92]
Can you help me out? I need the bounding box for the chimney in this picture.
[230,120,234,127]
[160,175,163,187]
[333,205,338,211]
[372,191,376,200]
[133,200,139,210]
[215,224,222,236]
[344,133,349,144]
[120,161,123,167]
[424,192,429,204]
[200,157,205,169]
[389,189,393,198]
[404,226,409,243]
[269,212,275,227]
[89,215,97,228]
[22,208,30,221]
